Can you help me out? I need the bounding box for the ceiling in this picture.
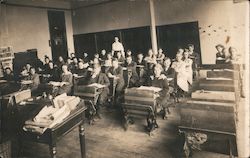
[70,0,114,9]
[3,0,116,10]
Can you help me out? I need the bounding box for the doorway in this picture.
[48,10,68,62]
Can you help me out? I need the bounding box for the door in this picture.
[48,10,68,62]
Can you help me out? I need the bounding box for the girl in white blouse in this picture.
[172,52,189,92]
[183,51,193,85]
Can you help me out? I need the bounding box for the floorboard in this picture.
[18,106,230,158]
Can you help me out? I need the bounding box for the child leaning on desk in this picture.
[52,64,73,96]
[147,64,171,119]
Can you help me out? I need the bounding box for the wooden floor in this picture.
[18,105,231,158]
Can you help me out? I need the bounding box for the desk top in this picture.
[17,98,86,124]
[0,79,7,83]
[52,102,87,130]
[21,100,87,144]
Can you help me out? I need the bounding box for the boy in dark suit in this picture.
[148,64,170,119]
[88,64,110,118]
[124,56,139,87]
[108,58,125,105]
[88,64,110,105]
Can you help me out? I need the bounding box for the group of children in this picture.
[1,43,201,119]
[215,44,240,64]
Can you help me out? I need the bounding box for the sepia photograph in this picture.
[0,0,249,157]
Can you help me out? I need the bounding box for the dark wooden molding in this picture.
[3,2,71,11]
[72,0,120,11]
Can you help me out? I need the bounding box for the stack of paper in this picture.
[87,83,106,89]
[21,80,33,85]
[65,96,80,111]
[192,90,235,102]
[53,93,67,108]
[23,93,80,135]
[206,77,232,81]
[53,93,80,109]
[0,80,7,83]
[137,86,162,92]
[23,105,71,134]
[167,78,173,81]
[49,81,61,86]
[136,65,144,68]
[14,89,31,104]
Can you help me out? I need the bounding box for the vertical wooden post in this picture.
[79,123,86,158]
[149,0,158,54]
[49,145,57,158]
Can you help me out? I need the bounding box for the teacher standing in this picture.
[112,37,125,58]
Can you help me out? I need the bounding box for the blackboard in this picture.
[73,21,201,63]
[121,26,151,55]
[95,30,121,53]
[73,33,96,59]
[157,21,201,62]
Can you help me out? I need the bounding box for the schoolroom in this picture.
[0,0,249,158]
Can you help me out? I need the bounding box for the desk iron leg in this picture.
[147,115,158,136]
[17,136,24,157]
[112,82,117,106]
[79,124,86,158]
[229,139,234,158]
[49,144,57,158]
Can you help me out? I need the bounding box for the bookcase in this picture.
[0,47,14,77]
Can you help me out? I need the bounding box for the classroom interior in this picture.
[0,0,249,158]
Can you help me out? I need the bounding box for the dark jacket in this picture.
[136,59,146,67]
[108,66,124,83]
[108,66,125,92]
[124,61,139,86]
[190,52,201,70]
[149,77,169,106]
[162,67,176,87]
[28,73,40,91]
[45,67,60,81]
[88,73,110,87]
[88,72,110,104]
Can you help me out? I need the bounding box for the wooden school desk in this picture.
[20,100,87,158]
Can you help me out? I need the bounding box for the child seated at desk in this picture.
[29,67,40,91]
[43,56,50,73]
[148,64,170,119]
[215,44,225,64]
[183,51,193,86]
[0,67,18,95]
[172,52,189,96]
[3,67,14,82]
[136,53,146,66]
[87,64,110,118]
[124,56,139,87]
[117,51,125,65]
[156,48,165,64]
[21,67,40,92]
[45,61,60,82]
[54,65,73,95]
[73,61,89,85]
[99,49,107,63]
[107,58,125,104]
[162,57,176,88]
[104,53,113,67]
[223,47,233,64]
[144,49,157,66]
[20,63,32,80]
[56,56,65,73]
